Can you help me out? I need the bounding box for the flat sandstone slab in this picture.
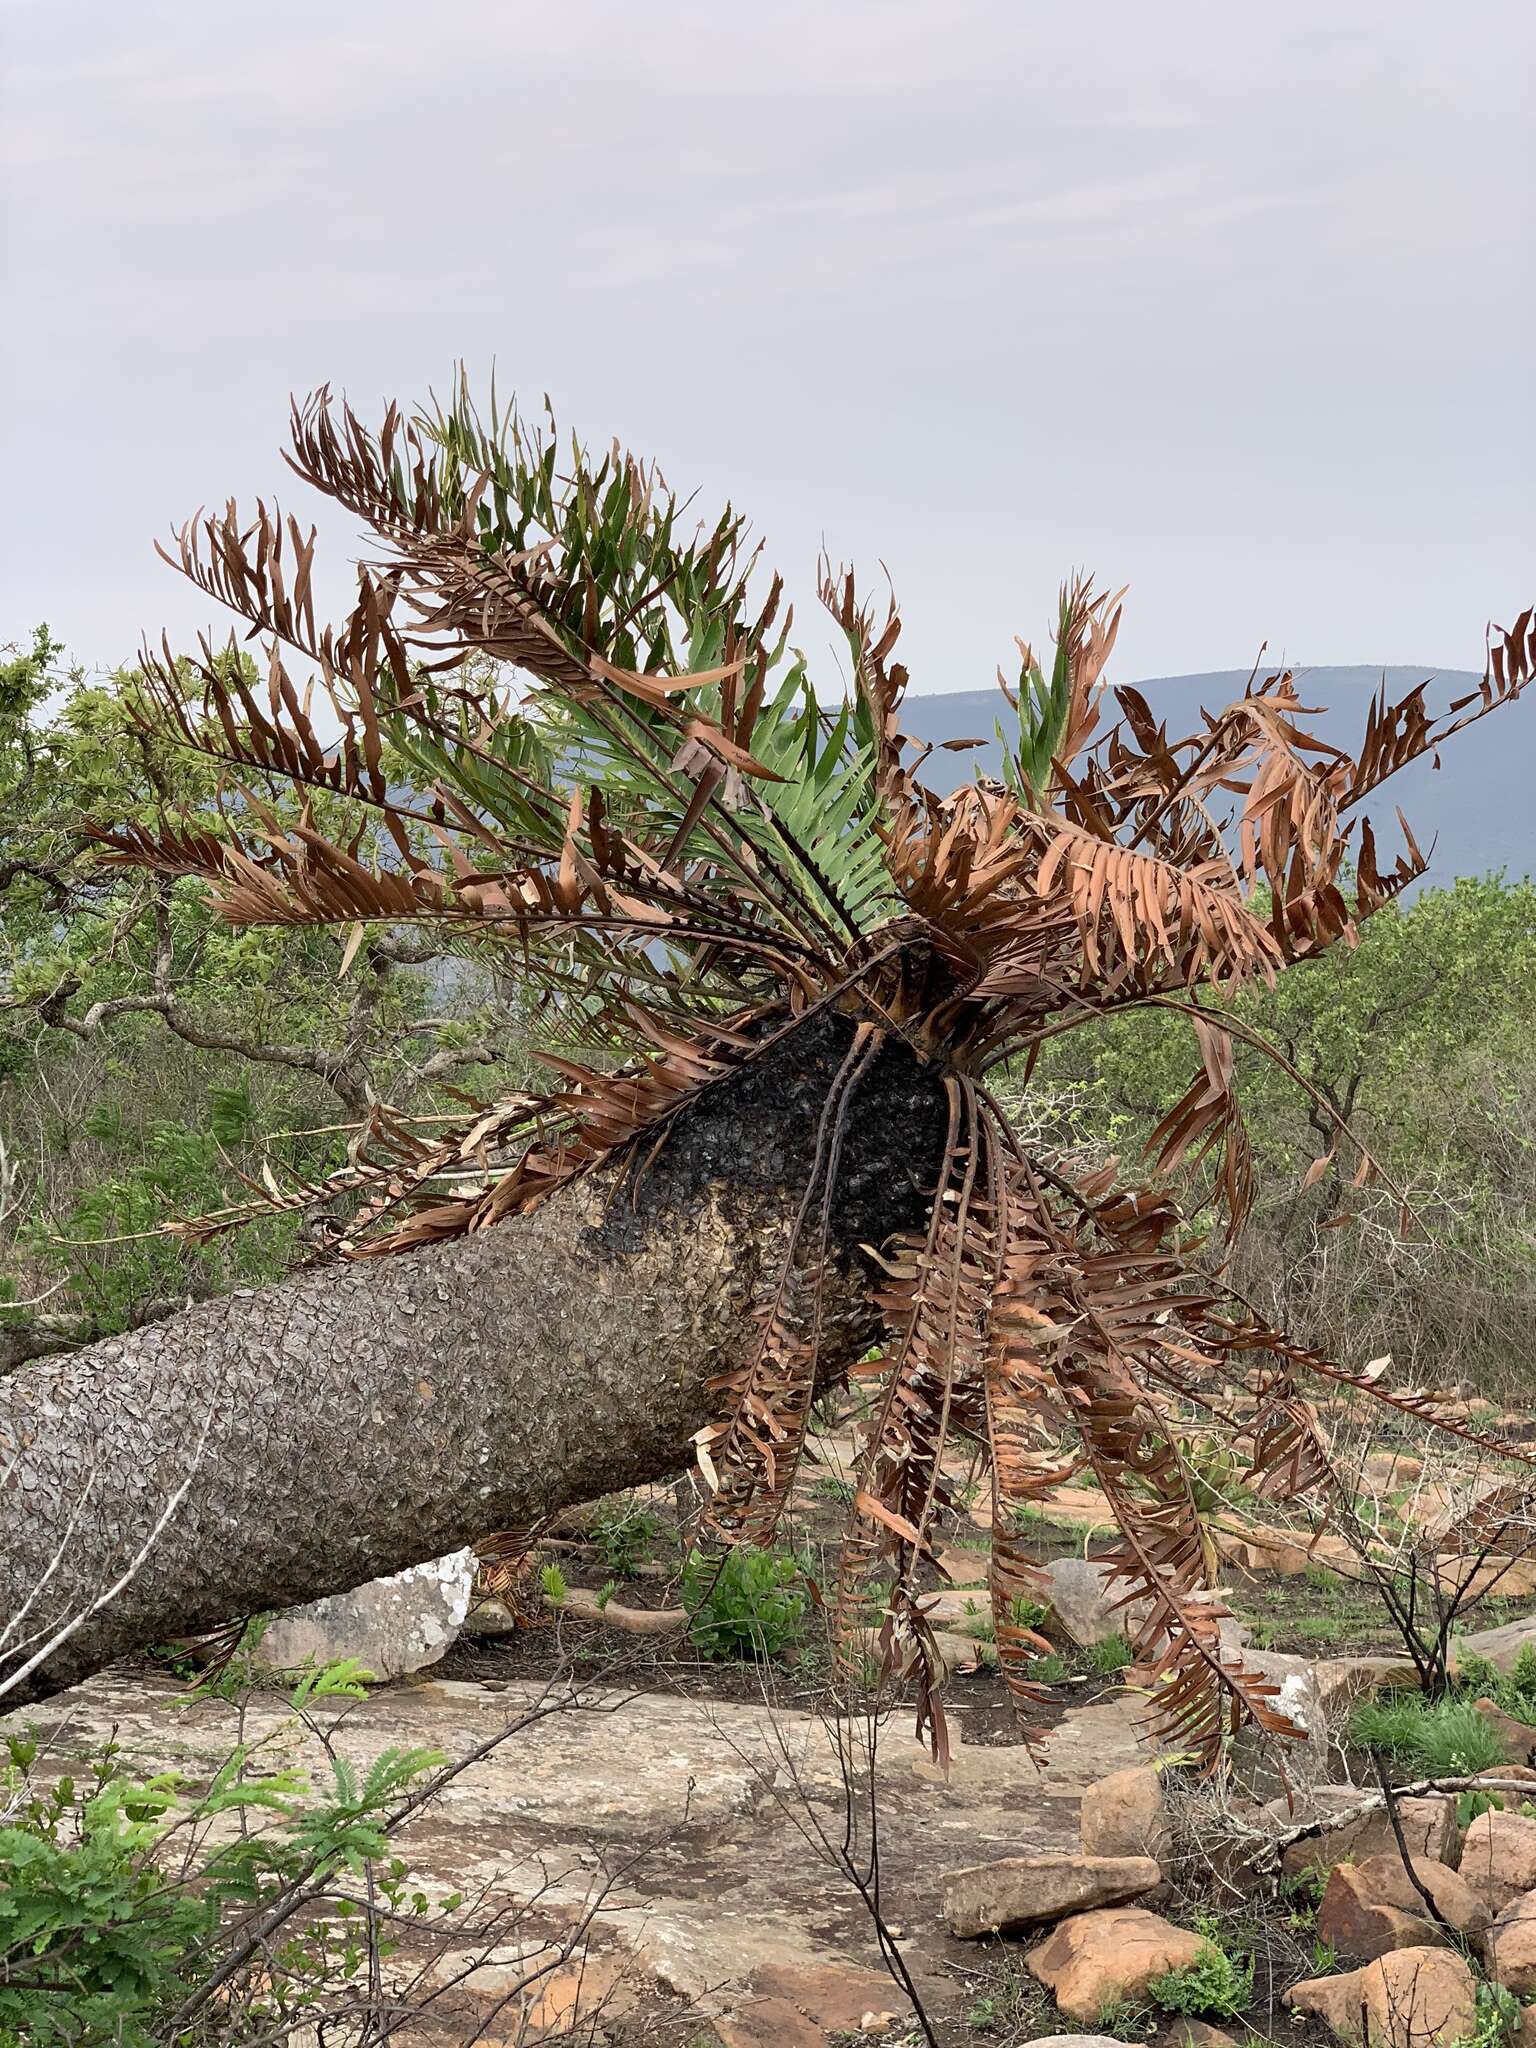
[11,1668,1146,2016]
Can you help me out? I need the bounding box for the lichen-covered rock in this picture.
[1079,1766,1169,1863]
[942,1852,1160,1938]
[1226,1647,1331,1797]
[1039,1558,1141,1648]
[1286,1945,1476,2047]
[1026,1906,1206,2022]
[251,1548,475,1680]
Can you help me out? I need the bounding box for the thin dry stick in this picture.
[1369,1749,1460,1941]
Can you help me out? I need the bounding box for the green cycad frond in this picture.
[997,576,1123,806]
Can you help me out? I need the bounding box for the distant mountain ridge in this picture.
[901,666,1535,887]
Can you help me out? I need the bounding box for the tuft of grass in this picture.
[1350,1693,1506,1775]
[1087,1633,1132,1676]
[812,1474,857,1510]
[1289,1613,1351,1648]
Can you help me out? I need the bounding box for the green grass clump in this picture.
[1459,1644,1536,1726]
[1087,1633,1132,1676]
[681,1545,808,1661]
[812,1474,857,1509]
[1350,1693,1506,1775]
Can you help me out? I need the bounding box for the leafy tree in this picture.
[1,642,538,1353]
[1031,874,1536,1389]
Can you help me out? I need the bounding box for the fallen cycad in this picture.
[10,375,1536,1766]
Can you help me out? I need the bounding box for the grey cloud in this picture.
[1,0,1530,699]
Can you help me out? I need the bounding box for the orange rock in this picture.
[716,1963,911,2047]
[1080,1766,1171,1863]
[1027,1906,1206,2022]
[1460,1808,1536,1915]
[1316,1853,1487,1961]
[1286,1945,1476,2047]
[1485,1888,1536,1995]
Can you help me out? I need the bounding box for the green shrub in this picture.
[1350,1694,1507,1775]
[1459,1645,1536,1727]
[1473,1979,1522,2048]
[1147,1940,1253,2020]
[589,1494,663,1579]
[0,1662,449,2047]
[682,1545,808,1661]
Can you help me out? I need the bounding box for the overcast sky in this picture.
[2,0,1531,698]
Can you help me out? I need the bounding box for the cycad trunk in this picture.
[0,1015,947,1705]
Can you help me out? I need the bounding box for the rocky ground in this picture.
[14,1384,1536,2045]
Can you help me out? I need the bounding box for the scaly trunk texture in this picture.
[0,1015,947,1705]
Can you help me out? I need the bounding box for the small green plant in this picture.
[1088,1633,1132,1676]
[682,1545,808,1661]
[1281,1864,1327,1911]
[1473,1978,1522,2048]
[1147,1934,1253,2021]
[589,1493,663,1579]
[1311,1935,1340,1973]
[1008,1593,1050,1631]
[0,1664,447,2047]
[1461,1787,1505,1828]
[539,1561,569,1606]
[1350,1694,1506,1775]
[1028,1651,1068,1685]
